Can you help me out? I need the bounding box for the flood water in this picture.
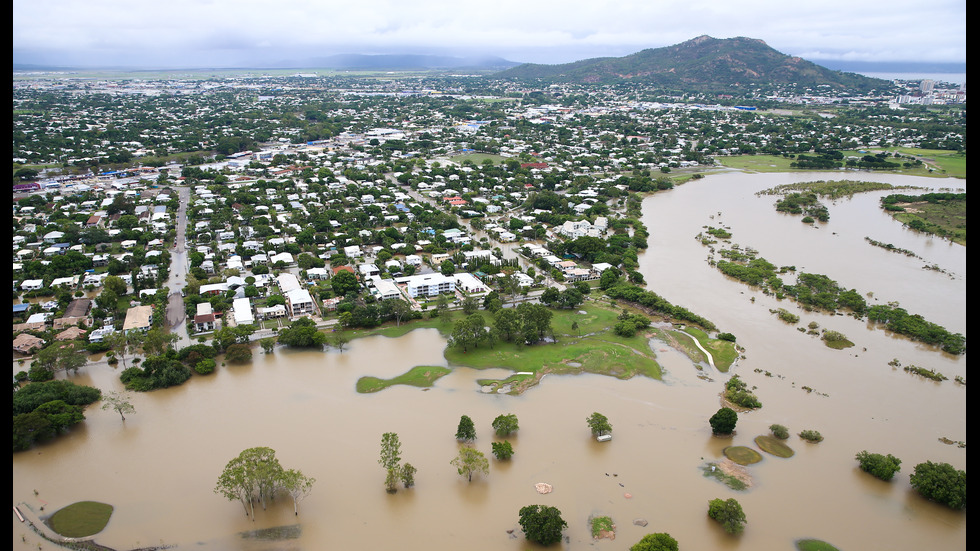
[13,171,966,550]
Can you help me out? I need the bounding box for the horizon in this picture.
[14,1,964,69]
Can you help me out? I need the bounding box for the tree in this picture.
[400,462,417,489]
[451,445,489,482]
[331,270,359,296]
[492,413,519,437]
[491,441,514,460]
[855,451,902,481]
[331,332,350,353]
[260,337,276,354]
[33,342,87,376]
[225,343,253,363]
[142,328,178,357]
[214,447,284,521]
[278,318,327,348]
[631,533,679,551]
[518,504,567,545]
[101,391,136,421]
[379,432,403,493]
[279,468,316,515]
[709,407,738,435]
[909,461,967,509]
[440,259,456,276]
[388,298,411,326]
[587,412,612,437]
[707,497,746,534]
[456,415,476,441]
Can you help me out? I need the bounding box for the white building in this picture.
[397,273,456,299]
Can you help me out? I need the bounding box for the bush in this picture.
[798,429,824,442]
[769,424,789,439]
[491,441,514,460]
[518,505,567,545]
[909,461,966,509]
[707,497,746,534]
[630,532,679,551]
[194,358,216,375]
[717,332,736,342]
[709,407,738,435]
[855,451,902,481]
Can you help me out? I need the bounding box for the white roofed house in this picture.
[193,302,217,333]
[285,288,316,318]
[454,272,488,295]
[398,273,456,299]
[369,276,404,301]
[232,297,255,326]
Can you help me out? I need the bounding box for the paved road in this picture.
[164,185,191,348]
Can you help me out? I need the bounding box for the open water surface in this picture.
[13,171,966,550]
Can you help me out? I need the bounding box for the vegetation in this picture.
[491,413,519,437]
[821,330,855,350]
[724,446,763,465]
[798,430,824,443]
[518,504,567,545]
[707,497,747,535]
[491,441,514,460]
[587,412,613,437]
[355,365,451,393]
[451,445,489,482]
[855,451,902,481]
[630,532,679,551]
[455,414,476,442]
[379,432,406,493]
[100,391,136,421]
[754,435,795,457]
[724,374,761,409]
[908,461,966,509]
[880,192,966,245]
[214,447,314,519]
[13,380,101,451]
[709,407,738,435]
[796,539,842,551]
[590,515,614,538]
[46,501,114,538]
[770,424,790,439]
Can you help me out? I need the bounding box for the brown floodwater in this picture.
[13,171,966,550]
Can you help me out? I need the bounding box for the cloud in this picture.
[12,0,965,67]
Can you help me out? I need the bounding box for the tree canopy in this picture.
[518,504,567,545]
[909,461,966,509]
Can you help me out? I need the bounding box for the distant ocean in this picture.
[859,72,966,86]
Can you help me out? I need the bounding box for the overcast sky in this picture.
[13,0,966,69]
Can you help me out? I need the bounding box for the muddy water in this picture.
[13,172,966,550]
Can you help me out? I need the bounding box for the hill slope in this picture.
[496,35,890,91]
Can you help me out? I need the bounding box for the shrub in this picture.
[799,429,824,442]
[709,407,738,435]
[491,441,514,460]
[194,358,216,375]
[518,505,567,545]
[630,533,679,551]
[855,451,902,481]
[707,497,746,534]
[769,424,789,439]
[909,461,966,509]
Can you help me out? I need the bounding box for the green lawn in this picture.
[47,501,113,537]
[356,365,452,393]
[716,149,964,178]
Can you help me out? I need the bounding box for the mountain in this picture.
[307,54,521,71]
[495,35,891,91]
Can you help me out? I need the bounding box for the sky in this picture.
[12,0,966,69]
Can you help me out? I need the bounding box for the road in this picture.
[164,185,192,348]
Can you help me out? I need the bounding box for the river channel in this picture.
[12,171,966,550]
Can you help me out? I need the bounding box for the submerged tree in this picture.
[214,446,284,521]
[279,468,316,515]
[587,412,613,437]
[379,432,403,493]
[456,414,477,441]
[451,445,489,482]
[101,391,136,421]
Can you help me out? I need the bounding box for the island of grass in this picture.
[46,501,113,538]
[349,298,737,395]
[755,435,795,457]
[723,446,763,465]
[880,192,966,245]
[356,366,452,393]
[795,538,841,551]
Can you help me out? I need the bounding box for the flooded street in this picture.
[13,172,966,550]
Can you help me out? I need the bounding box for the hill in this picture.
[495,35,891,91]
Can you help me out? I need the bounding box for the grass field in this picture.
[47,501,113,537]
[716,148,965,178]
